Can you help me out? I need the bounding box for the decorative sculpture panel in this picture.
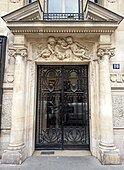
[35,36,90,61]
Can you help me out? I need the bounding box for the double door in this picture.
[36,65,89,149]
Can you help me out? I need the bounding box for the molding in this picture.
[6,21,117,34]
[1,0,123,24]
[11,29,115,33]
[87,1,123,23]
[2,1,41,22]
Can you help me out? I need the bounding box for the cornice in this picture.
[7,21,118,34]
[11,29,115,34]
[2,1,40,22]
[88,1,123,24]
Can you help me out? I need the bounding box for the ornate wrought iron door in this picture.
[36,65,89,150]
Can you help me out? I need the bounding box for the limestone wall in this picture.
[106,0,124,159]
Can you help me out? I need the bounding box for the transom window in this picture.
[48,0,80,13]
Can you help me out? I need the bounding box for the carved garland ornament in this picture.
[35,36,90,61]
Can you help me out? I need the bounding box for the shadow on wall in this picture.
[0,36,7,136]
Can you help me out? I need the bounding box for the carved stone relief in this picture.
[110,73,124,87]
[1,94,13,128]
[34,36,91,62]
[112,95,124,127]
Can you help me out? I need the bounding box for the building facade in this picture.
[0,0,124,165]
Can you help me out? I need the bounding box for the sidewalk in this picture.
[0,155,124,170]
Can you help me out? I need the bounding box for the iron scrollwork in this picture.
[36,65,89,149]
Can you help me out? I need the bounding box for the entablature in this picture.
[1,0,123,35]
[6,20,118,34]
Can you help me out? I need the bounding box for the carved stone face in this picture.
[66,37,73,45]
[48,37,56,45]
[57,39,62,45]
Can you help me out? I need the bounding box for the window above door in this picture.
[48,0,79,13]
[44,0,83,21]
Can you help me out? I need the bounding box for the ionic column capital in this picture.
[8,48,28,58]
[97,47,115,59]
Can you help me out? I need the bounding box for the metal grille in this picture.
[36,65,89,150]
[43,13,84,21]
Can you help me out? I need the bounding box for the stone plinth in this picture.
[99,148,121,165]
[2,147,26,164]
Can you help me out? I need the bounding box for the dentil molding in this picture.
[11,29,115,34]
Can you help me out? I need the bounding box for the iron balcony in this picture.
[43,13,84,21]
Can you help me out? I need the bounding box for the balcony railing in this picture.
[43,13,84,21]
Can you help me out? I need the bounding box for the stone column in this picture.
[2,47,27,164]
[97,47,121,165]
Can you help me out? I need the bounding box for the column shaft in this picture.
[99,54,114,146]
[2,48,27,164]
[9,54,26,148]
[97,48,121,165]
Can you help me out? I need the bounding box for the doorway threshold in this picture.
[33,150,91,157]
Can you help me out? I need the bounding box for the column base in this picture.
[99,144,121,165]
[1,147,26,164]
